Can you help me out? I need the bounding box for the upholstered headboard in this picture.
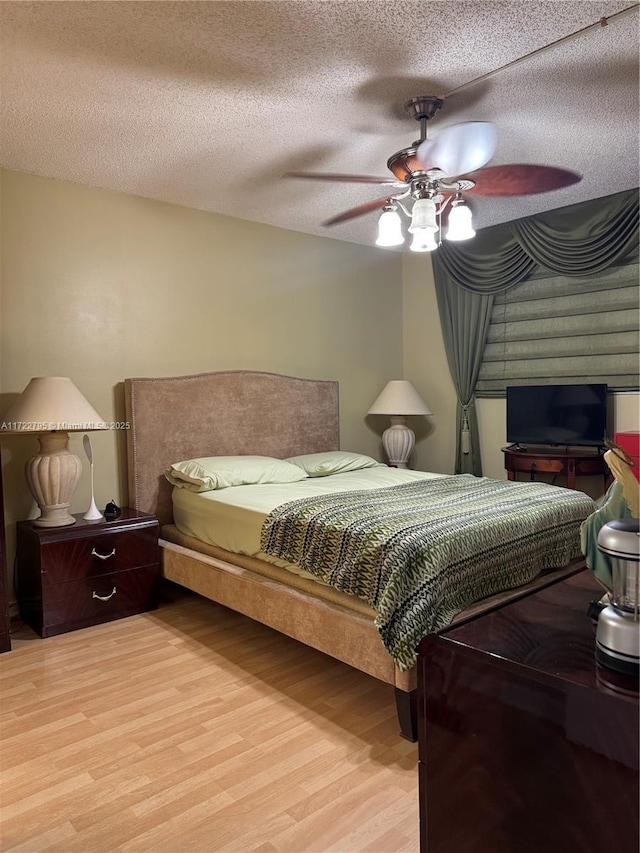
[125,370,340,525]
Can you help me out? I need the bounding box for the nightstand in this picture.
[16,508,160,638]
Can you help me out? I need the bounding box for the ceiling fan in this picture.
[284,95,582,251]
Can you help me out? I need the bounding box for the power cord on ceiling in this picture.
[440,3,639,100]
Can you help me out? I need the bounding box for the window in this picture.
[476,260,639,396]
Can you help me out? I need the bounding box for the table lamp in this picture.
[1,377,106,527]
[368,380,432,468]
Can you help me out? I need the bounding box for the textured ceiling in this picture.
[1,1,638,250]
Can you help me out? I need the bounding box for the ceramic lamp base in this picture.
[25,432,82,527]
[382,417,415,469]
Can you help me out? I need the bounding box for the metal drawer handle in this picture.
[91,547,116,560]
[92,586,117,602]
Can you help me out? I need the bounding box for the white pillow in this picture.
[285,450,383,477]
[165,455,308,492]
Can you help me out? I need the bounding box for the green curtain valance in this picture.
[432,188,639,475]
[435,188,639,295]
[511,189,639,275]
[433,233,536,294]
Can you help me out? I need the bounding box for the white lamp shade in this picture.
[1,377,106,432]
[368,380,432,416]
[446,202,476,241]
[409,197,438,233]
[376,208,404,247]
[410,229,438,252]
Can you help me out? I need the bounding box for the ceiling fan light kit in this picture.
[375,95,485,252]
[286,89,582,252]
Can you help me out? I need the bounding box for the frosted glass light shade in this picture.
[446,201,476,241]
[1,377,106,527]
[376,208,404,247]
[410,229,438,252]
[409,197,438,233]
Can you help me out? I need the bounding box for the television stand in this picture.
[502,446,609,491]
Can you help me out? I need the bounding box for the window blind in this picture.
[476,262,639,396]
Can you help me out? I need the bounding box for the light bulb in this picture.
[446,200,476,241]
[376,207,404,247]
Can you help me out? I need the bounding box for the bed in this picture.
[124,369,592,740]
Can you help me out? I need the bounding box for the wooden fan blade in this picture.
[284,171,401,186]
[465,164,582,196]
[323,195,397,226]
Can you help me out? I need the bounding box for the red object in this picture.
[615,431,640,482]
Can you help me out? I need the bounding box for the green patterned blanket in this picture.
[260,475,595,669]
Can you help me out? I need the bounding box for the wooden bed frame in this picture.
[124,369,585,740]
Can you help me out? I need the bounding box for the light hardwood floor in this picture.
[1,583,418,852]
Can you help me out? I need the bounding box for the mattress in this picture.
[171,466,445,580]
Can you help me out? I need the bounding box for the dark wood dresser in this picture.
[417,570,639,853]
[0,459,11,652]
[16,509,160,638]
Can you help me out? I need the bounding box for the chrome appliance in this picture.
[595,518,640,677]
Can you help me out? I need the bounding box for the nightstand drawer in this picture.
[39,526,159,585]
[36,565,160,637]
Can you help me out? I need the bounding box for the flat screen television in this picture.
[506,383,608,448]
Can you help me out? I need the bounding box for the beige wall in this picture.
[0,169,404,588]
[401,252,457,474]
